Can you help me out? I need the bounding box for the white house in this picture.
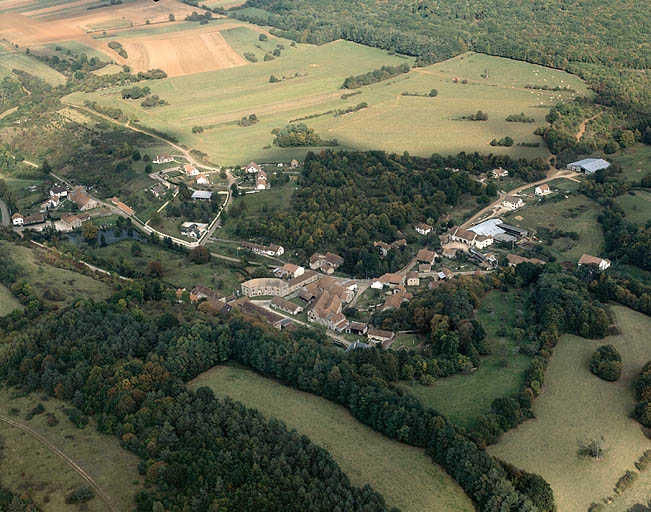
[578,254,611,271]
[534,184,551,196]
[448,226,494,249]
[41,195,60,211]
[184,163,200,176]
[567,158,610,174]
[256,170,268,190]
[502,196,524,210]
[49,184,68,198]
[246,161,262,173]
[492,168,509,178]
[11,213,24,226]
[196,173,209,185]
[153,154,173,164]
[415,222,433,235]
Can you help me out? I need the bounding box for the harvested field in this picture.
[121,30,246,76]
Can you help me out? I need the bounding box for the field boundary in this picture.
[0,413,117,511]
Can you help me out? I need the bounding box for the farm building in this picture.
[70,186,97,211]
[270,296,303,315]
[191,190,213,201]
[578,254,611,271]
[367,328,394,345]
[502,196,524,210]
[567,158,610,174]
[535,184,552,196]
[492,168,509,178]
[50,184,68,198]
[241,278,289,297]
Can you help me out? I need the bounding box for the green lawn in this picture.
[503,193,604,263]
[489,306,651,512]
[399,289,531,428]
[0,45,67,85]
[0,241,113,308]
[0,387,141,511]
[0,172,49,213]
[0,284,22,316]
[614,190,651,225]
[63,42,587,165]
[608,143,651,184]
[189,364,474,512]
[92,239,245,293]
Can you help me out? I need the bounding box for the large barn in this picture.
[567,158,610,174]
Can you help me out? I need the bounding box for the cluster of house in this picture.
[441,218,530,254]
[241,241,285,257]
[183,163,210,185]
[373,238,407,256]
[309,252,344,274]
[176,285,232,314]
[12,184,99,227]
[244,162,270,191]
[150,182,172,199]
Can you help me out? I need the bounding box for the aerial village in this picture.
[8,156,613,350]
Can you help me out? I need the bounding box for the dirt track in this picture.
[0,414,117,511]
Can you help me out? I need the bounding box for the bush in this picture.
[614,470,637,494]
[66,485,94,504]
[590,344,622,381]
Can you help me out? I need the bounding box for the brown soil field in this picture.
[122,30,247,76]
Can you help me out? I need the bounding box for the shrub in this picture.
[590,344,622,381]
[66,485,94,504]
[614,470,637,494]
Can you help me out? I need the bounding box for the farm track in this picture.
[576,112,602,142]
[0,414,117,512]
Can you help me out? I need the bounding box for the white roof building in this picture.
[191,190,213,200]
[567,158,610,174]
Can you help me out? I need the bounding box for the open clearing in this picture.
[399,289,531,428]
[615,190,651,226]
[0,42,67,85]
[0,284,22,316]
[0,387,140,511]
[64,47,588,165]
[0,241,112,308]
[502,193,604,263]
[489,306,651,512]
[189,364,474,512]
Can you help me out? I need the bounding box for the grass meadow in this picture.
[0,387,141,511]
[189,364,474,512]
[489,306,651,512]
[503,193,604,263]
[63,33,588,165]
[614,190,651,226]
[399,289,531,428]
[92,239,245,292]
[0,43,66,85]
[0,284,22,316]
[45,40,112,62]
[0,241,113,308]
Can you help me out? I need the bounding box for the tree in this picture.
[429,88,438,97]
[169,13,175,21]
[132,149,141,161]
[41,158,52,176]
[188,246,211,264]
[590,344,622,381]
[230,183,239,197]
[82,221,98,242]
[146,260,163,277]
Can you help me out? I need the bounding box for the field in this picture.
[0,284,22,316]
[0,42,66,85]
[502,193,604,263]
[189,364,474,512]
[91,239,245,292]
[0,241,113,308]
[615,189,651,225]
[63,46,588,165]
[608,143,651,184]
[0,387,140,511]
[489,306,651,512]
[399,289,531,428]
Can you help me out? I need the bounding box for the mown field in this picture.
[614,190,651,226]
[399,289,531,428]
[62,30,588,165]
[0,241,113,308]
[0,387,141,511]
[502,193,604,263]
[189,364,475,512]
[0,43,66,85]
[489,306,651,512]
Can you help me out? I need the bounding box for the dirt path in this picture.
[0,414,117,512]
[576,113,602,142]
[461,169,581,229]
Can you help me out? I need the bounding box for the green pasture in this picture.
[91,239,244,292]
[63,37,587,165]
[399,289,531,428]
[0,173,49,213]
[45,40,112,62]
[614,190,651,226]
[0,47,66,85]
[503,193,604,263]
[609,144,651,183]
[0,387,141,511]
[0,285,22,316]
[489,306,651,512]
[0,241,113,308]
[189,364,475,512]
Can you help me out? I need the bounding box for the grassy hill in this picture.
[489,306,651,512]
[189,364,475,512]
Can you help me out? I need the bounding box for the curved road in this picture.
[0,198,9,226]
[0,414,117,511]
